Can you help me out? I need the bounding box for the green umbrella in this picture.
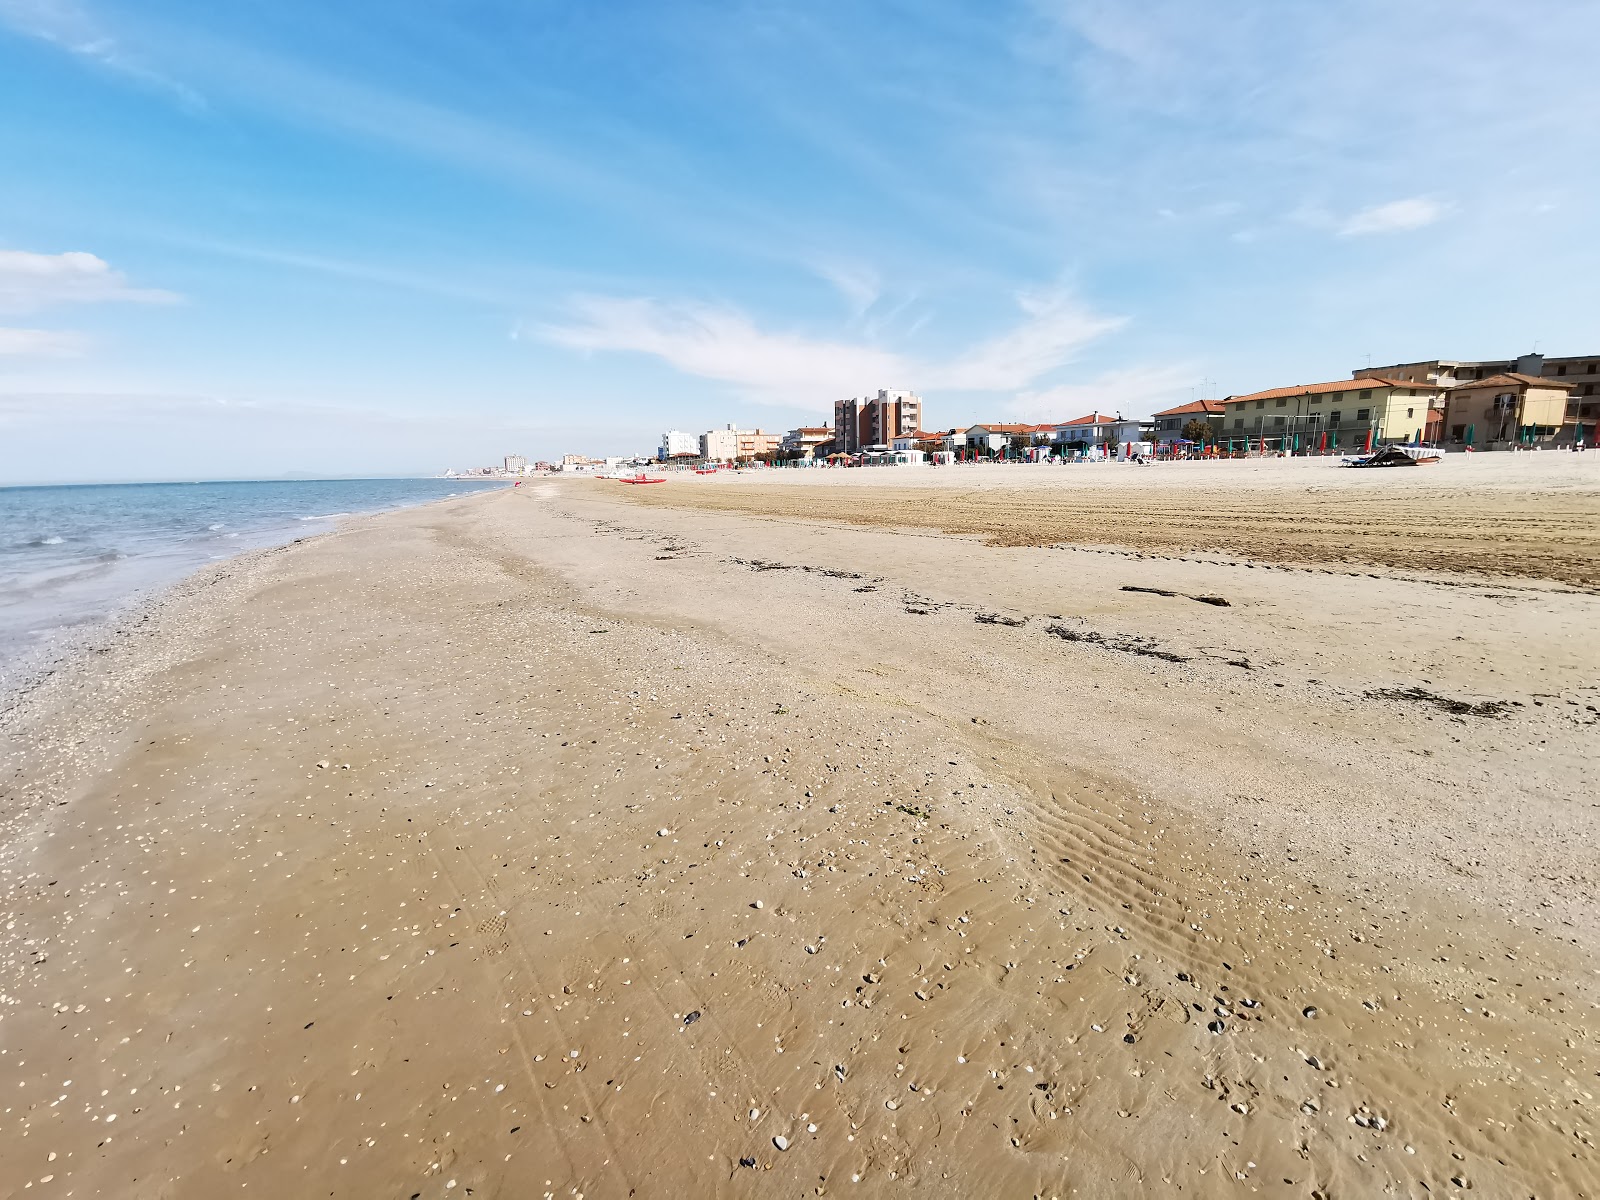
[1464,423,1474,446]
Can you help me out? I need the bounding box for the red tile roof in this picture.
[971,423,1037,433]
[1151,399,1225,418]
[1057,412,1121,426]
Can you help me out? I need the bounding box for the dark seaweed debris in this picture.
[1044,624,1190,663]
[1367,687,1511,718]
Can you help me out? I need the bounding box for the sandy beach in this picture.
[2,457,1597,1197]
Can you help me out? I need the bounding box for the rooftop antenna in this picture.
[1363,353,1372,370]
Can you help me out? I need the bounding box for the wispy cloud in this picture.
[0,250,180,314]
[539,296,911,406]
[931,289,1124,390]
[0,327,88,356]
[812,260,881,318]
[539,287,1124,405]
[0,0,203,107]
[1009,363,1196,422]
[1337,197,1446,237]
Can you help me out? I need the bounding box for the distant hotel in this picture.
[833,389,922,454]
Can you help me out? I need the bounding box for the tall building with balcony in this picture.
[833,389,923,453]
[504,454,527,475]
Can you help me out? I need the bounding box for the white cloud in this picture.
[1009,363,1196,422]
[0,326,88,356]
[539,287,1124,404]
[1338,197,1446,237]
[538,296,911,406]
[930,288,1124,390]
[0,250,180,314]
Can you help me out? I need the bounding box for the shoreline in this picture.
[0,482,507,702]
[1,482,1595,1196]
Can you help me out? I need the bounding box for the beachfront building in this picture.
[736,429,782,460]
[781,426,834,459]
[1150,400,1225,445]
[1443,374,1574,448]
[660,430,700,461]
[958,423,1033,454]
[1051,413,1141,451]
[1221,377,1443,449]
[504,454,527,475]
[700,426,739,462]
[834,389,923,454]
[1360,352,1599,445]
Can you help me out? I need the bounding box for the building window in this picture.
[1329,410,1342,424]
[1359,389,1372,399]
[1357,408,1371,421]
[1255,400,1266,409]
[1557,365,1567,375]
[1233,418,1244,429]
[1275,398,1287,407]
[1406,407,1414,418]
[1309,396,1322,405]
[1272,416,1286,427]
[1451,424,1465,439]
[1327,392,1341,403]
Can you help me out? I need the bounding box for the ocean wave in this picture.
[208,523,226,531]
[29,536,66,546]
[298,512,352,521]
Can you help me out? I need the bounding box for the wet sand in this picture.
[1,470,1596,1197]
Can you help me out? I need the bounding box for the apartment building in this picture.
[504,454,527,474]
[699,426,739,462]
[736,428,781,460]
[659,430,700,460]
[1222,377,1441,446]
[1444,374,1573,447]
[780,426,834,458]
[1360,352,1599,443]
[833,389,923,453]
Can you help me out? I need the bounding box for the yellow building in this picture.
[1444,374,1574,447]
[1222,377,1452,448]
[1222,376,1444,448]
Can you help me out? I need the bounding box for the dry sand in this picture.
[1,459,1597,1197]
[622,454,1600,588]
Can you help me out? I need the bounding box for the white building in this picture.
[660,430,700,460]
[504,454,527,475]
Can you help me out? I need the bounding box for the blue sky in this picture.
[1,0,1596,481]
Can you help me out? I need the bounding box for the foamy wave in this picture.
[298,512,352,521]
[37,536,65,545]
[208,523,226,531]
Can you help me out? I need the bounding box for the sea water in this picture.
[0,477,505,686]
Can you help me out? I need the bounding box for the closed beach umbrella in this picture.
[1318,430,1327,453]
[1363,427,1373,454]
[1293,433,1301,455]
[1464,423,1474,446]
[1258,435,1267,455]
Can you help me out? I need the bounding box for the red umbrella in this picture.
[1318,431,1327,454]
[1363,427,1374,454]
[1258,435,1267,455]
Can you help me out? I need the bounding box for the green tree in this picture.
[1182,419,1215,444]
